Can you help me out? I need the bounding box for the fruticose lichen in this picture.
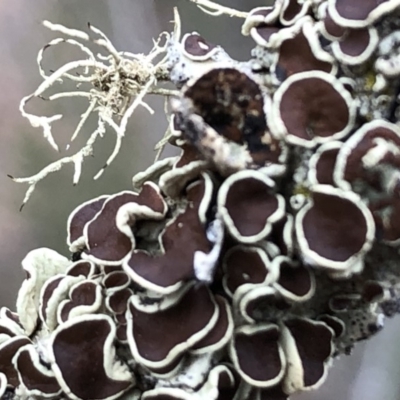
[3,0,400,399]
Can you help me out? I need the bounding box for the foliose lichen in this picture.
[3,0,400,399]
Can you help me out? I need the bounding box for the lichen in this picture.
[3,1,400,399]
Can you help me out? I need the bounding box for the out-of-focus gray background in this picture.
[1,1,399,399]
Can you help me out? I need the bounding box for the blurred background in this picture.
[0,1,399,399]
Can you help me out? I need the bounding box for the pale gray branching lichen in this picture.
[188,0,248,18]
[9,14,182,210]
[3,0,400,400]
